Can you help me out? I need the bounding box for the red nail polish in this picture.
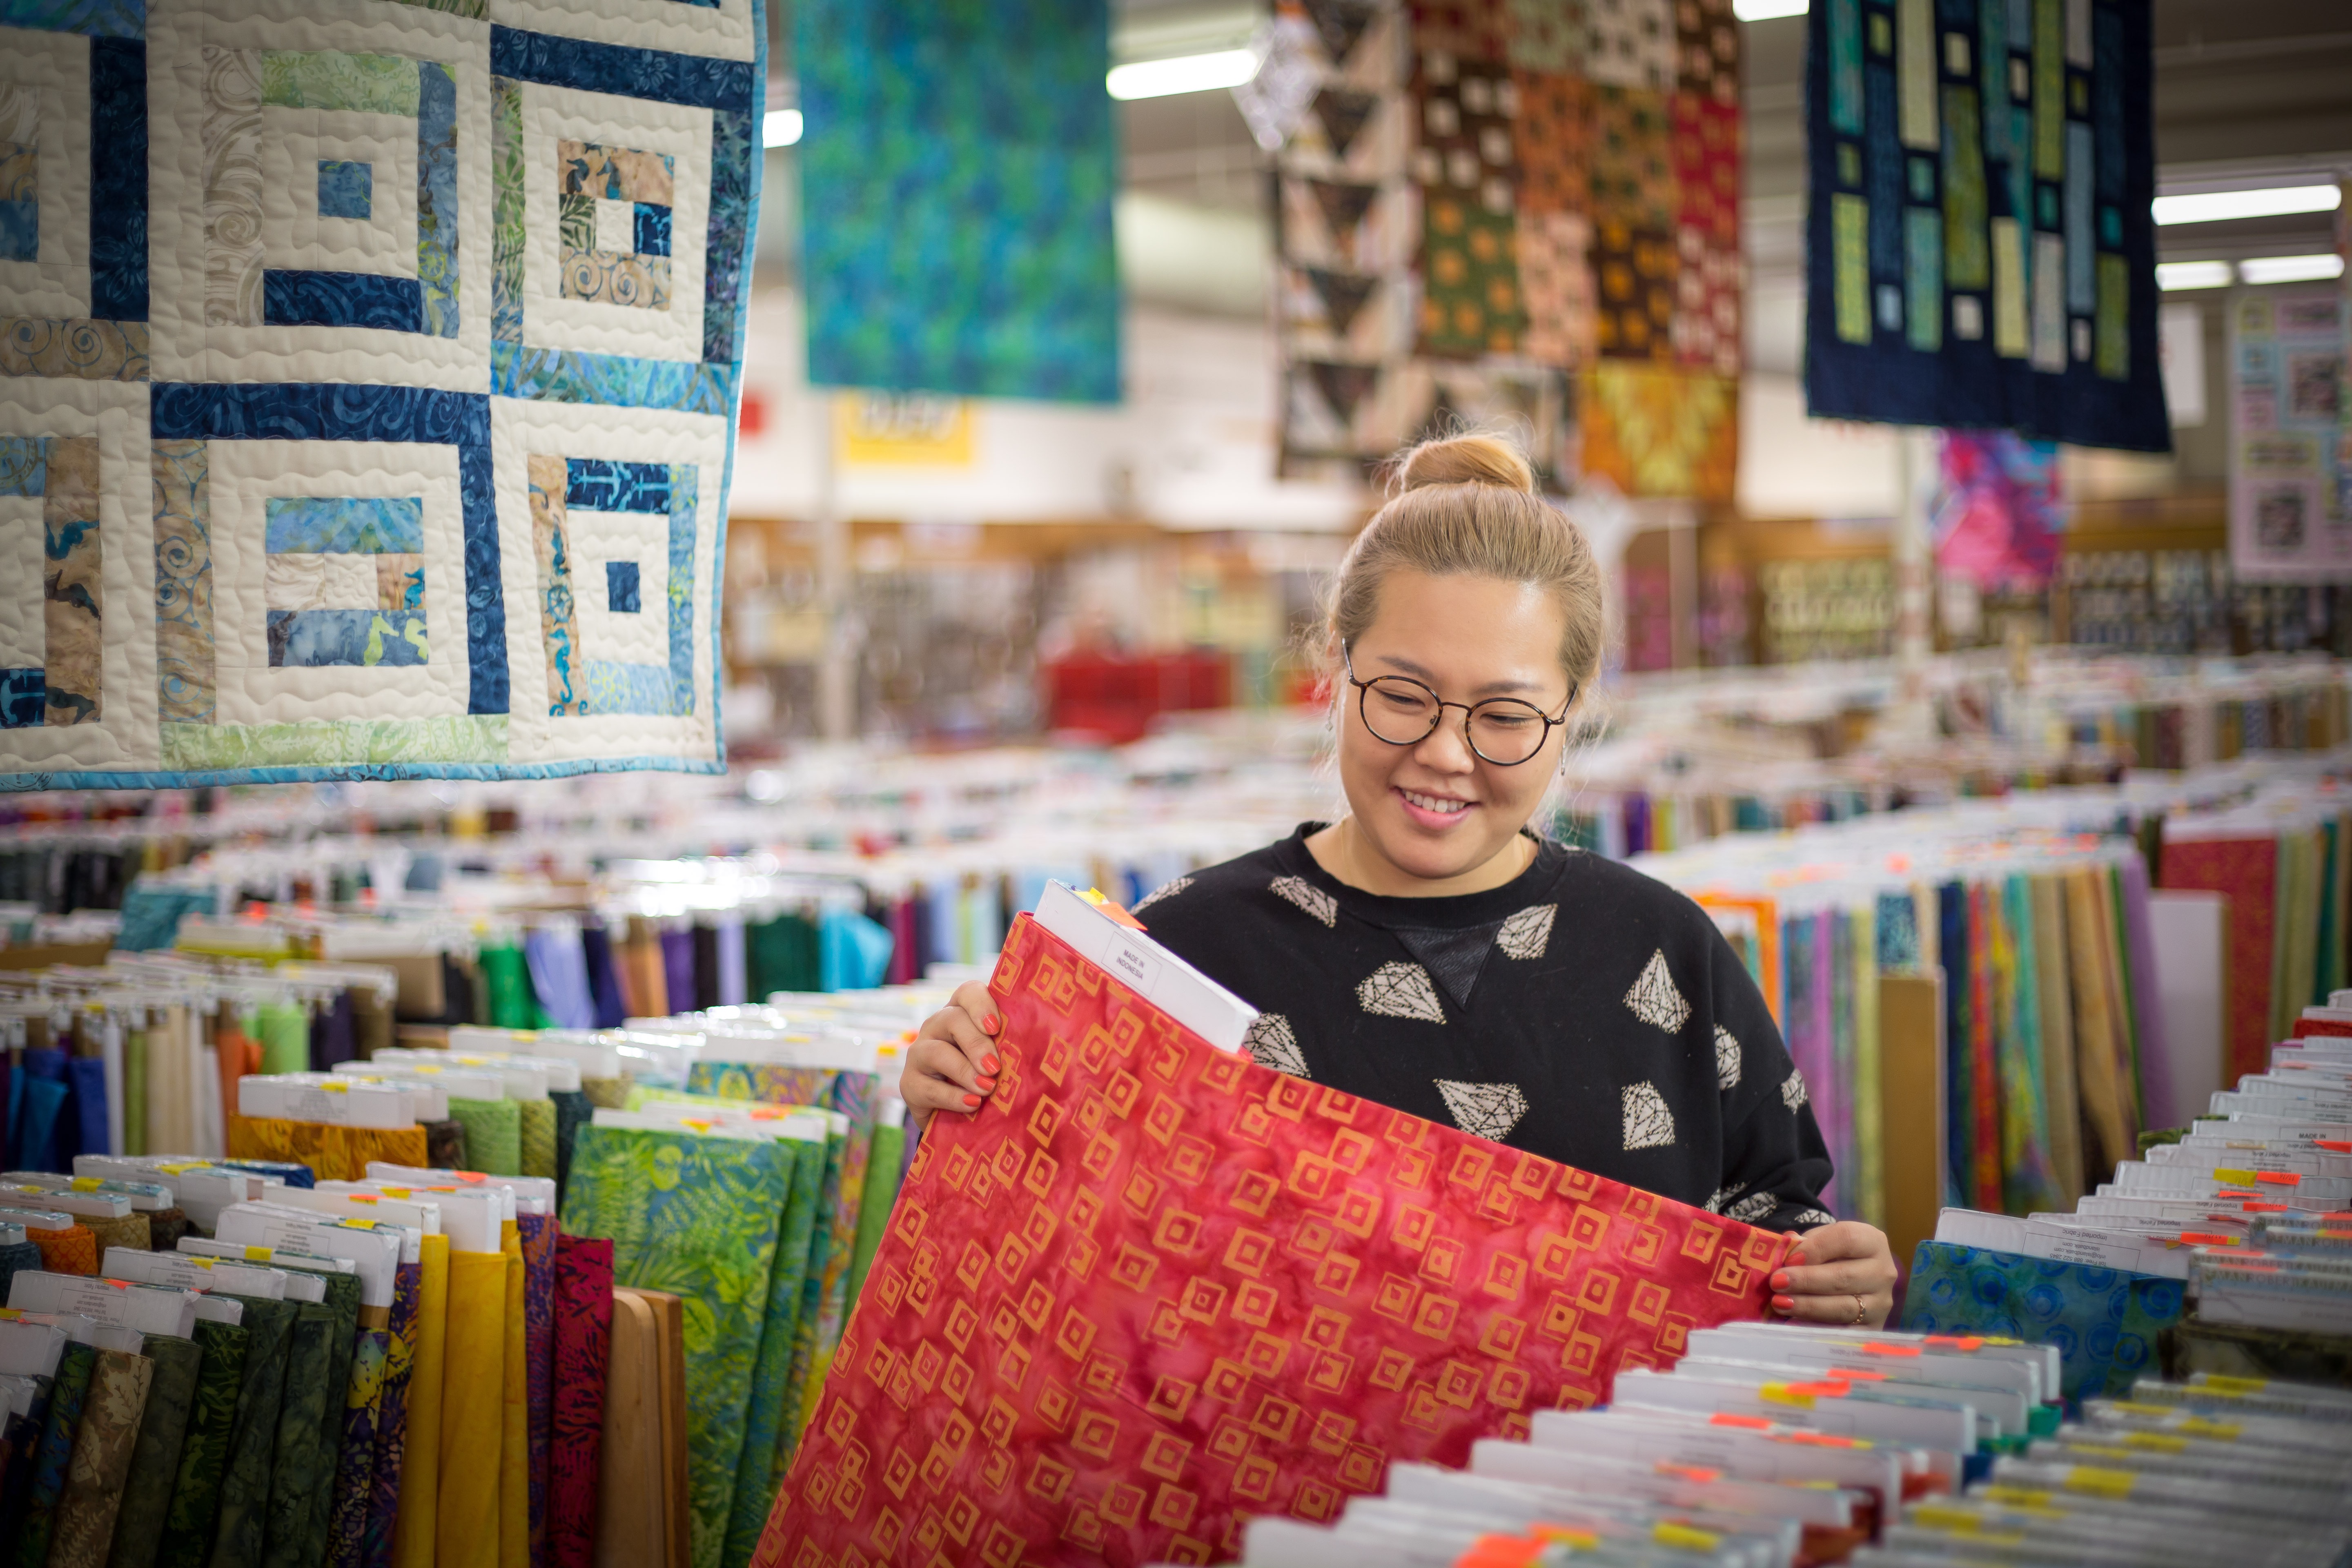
[962,1094,982,1107]
[1771,1294,1793,1312]
[982,1056,1000,1074]
[984,1016,1001,1033]
[976,1078,996,1091]
[1771,1271,1791,1290]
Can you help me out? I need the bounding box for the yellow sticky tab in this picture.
[320,1080,347,1092]
[2180,1418,2242,1440]
[1758,1383,1814,1408]
[1530,1526,1597,1549]
[2203,1375,2267,1394]
[69,1178,101,1192]
[1910,1505,1982,1533]
[243,1246,273,1262]
[157,1163,203,1175]
[1980,1486,2057,1510]
[2064,1467,2135,1499]
[0,1310,21,1321]
[189,1258,214,1270]
[1650,1523,1719,1551]
[336,1218,376,1230]
[2212,1167,2258,1185]
[2121,1433,2187,1454]
[2107,1402,2167,1417]
[380,1188,412,1198]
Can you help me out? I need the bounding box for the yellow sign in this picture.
[835,392,974,467]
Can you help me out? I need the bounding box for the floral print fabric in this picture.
[227,1117,428,1183]
[16,1339,96,1568]
[518,1213,557,1568]
[755,913,1787,1567]
[104,1331,202,1568]
[1902,1239,2185,1412]
[549,1235,614,1568]
[46,1347,151,1568]
[157,1315,252,1568]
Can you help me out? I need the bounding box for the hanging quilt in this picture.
[2227,286,2352,581]
[1802,0,2168,452]
[754,911,1786,1567]
[0,0,760,789]
[796,0,1118,403]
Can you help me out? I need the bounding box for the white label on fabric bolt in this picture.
[1107,937,1160,992]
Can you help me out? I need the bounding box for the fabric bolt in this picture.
[155,1316,251,1568]
[261,1306,337,1568]
[2159,836,2278,1084]
[1903,1239,2183,1410]
[518,1214,557,1568]
[522,928,596,1031]
[47,1348,152,1568]
[213,1162,314,1191]
[501,1226,527,1568]
[519,1101,557,1183]
[782,1129,844,1446]
[481,947,537,1033]
[16,1340,95,1568]
[146,1208,192,1252]
[327,1332,392,1568]
[102,1332,201,1568]
[579,1079,630,1113]
[770,1135,831,1479]
[310,1273,365,1568]
[0,1243,40,1303]
[563,1123,793,1568]
[391,1236,450,1568]
[579,925,629,1031]
[437,1249,509,1568]
[123,1031,147,1159]
[691,925,721,1012]
[2158,1318,2352,1388]
[449,1100,522,1179]
[227,1118,427,1184]
[194,1297,294,1568]
[27,1227,96,1279]
[548,1236,612,1568]
[85,1214,150,1256]
[254,1007,310,1079]
[549,1092,591,1203]
[0,1399,42,1567]
[721,1144,814,1568]
[365,1260,425,1568]
[841,1120,906,1313]
[658,931,695,1018]
[2028,874,2086,1201]
[425,1121,469,1174]
[753,912,1788,1566]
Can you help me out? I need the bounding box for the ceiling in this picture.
[1111,0,2352,284]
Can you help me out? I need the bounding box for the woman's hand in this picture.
[1770,1220,1898,1328]
[900,980,1003,1134]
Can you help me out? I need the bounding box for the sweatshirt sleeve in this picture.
[1704,927,1836,1234]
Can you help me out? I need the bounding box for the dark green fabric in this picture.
[147,1208,193,1253]
[260,1307,334,1568]
[0,1243,41,1307]
[105,1332,201,1568]
[0,1382,51,1561]
[424,1120,467,1172]
[15,1339,95,1568]
[155,1317,249,1568]
[766,1137,826,1482]
[745,915,819,998]
[304,1272,362,1568]
[550,1089,590,1203]
[205,1298,296,1568]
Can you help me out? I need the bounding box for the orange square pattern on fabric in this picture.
[755,913,1786,1567]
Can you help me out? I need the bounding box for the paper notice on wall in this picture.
[2230,287,2352,581]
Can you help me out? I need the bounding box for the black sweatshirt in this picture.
[1134,825,1835,1232]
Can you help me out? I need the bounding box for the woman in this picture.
[904,433,1900,1327]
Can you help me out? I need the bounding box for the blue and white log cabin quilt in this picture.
[0,0,762,786]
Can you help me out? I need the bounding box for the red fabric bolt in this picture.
[756,912,1787,1567]
[548,1234,614,1568]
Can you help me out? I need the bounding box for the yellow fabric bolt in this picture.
[393,1234,450,1568]
[436,1247,507,1568]
[500,1221,527,1568]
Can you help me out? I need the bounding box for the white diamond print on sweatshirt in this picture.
[1495,903,1557,959]
[1356,961,1446,1023]
[1714,1025,1741,1089]
[1131,876,1192,913]
[1623,949,1691,1034]
[1621,1080,1676,1149]
[1243,1013,1309,1078]
[1435,1080,1528,1141]
[1781,1068,1808,1111]
[1269,875,1339,928]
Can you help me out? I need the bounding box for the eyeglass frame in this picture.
[1339,645,1577,766]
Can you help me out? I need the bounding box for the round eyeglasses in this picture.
[1341,646,1576,766]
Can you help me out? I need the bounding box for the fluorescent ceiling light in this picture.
[1733,0,1809,18]
[2238,253,2346,285]
[2155,260,2233,291]
[2151,184,2341,225]
[1107,48,1260,101]
[762,109,802,148]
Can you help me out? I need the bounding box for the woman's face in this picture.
[1336,569,1574,887]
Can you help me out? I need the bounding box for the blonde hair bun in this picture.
[1392,432,1537,497]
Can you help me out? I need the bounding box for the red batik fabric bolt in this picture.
[755,914,1790,1568]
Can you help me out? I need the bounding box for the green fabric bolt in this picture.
[780,1127,846,1442]
[15,1340,96,1568]
[47,1347,154,1568]
[423,1120,468,1173]
[301,1272,363,1568]
[721,1142,813,1568]
[562,1124,793,1568]
[154,1317,250,1568]
[548,1090,590,1204]
[479,946,535,1031]
[0,1397,44,1565]
[102,1332,202,1568]
[201,1297,296,1568]
[842,1120,906,1313]
[448,1099,521,1178]
[147,1208,192,1253]
[260,1307,335,1568]
[767,1136,827,1483]
[518,1099,556,1182]
[579,1077,630,1111]
[252,1005,310,1078]
[0,1242,41,1305]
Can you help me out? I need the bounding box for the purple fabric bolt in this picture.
[659,927,696,1018]
[2118,854,2175,1132]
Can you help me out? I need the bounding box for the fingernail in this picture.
[1771,1294,1793,1313]
[976,1077,996,1091]
[961,1094,982,1108]
[984,1016,1001,1033]
[1771,1271,1791,1290]
[982,1055,1000,1074]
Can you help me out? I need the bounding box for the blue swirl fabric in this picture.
[1902,1238,2185,1410]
